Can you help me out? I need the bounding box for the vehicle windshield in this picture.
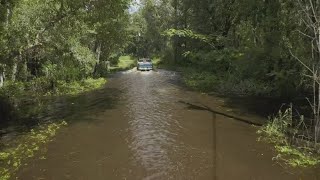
[138,59,151,63]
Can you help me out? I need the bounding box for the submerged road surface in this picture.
[17,69,319,179]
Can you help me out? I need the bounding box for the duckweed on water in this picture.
[0,121,67,180]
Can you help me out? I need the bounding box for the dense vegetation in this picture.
[0,0,131,125]
[0,0,130,84]
[0,1,132,178]
[1,0,320,170]
[128,0,320,166]
[129,0,316,98]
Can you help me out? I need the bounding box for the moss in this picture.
[0,121,68,180]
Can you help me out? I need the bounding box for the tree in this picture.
[290,0,320,144]
[0,0,130,87]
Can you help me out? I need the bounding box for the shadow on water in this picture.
[178,100,262,126]
[0,85,121,140]
[219,95,312,119]
[44,87,121,124]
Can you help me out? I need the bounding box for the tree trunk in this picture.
[11,52,21,82]
[173,0,178,63]
[0,71,4,88]
[6,3,12,27]
[11,60,17,82]
[93,42,102,76]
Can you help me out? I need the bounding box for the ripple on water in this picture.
[123,70,184,175]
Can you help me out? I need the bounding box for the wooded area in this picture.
[0,0,130,127]
[2,0,319,102]
[1,0,320,170]
[128,0,320,162]
[130,0,319,98]
[0,0,129,88]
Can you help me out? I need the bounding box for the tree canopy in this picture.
[0,0,130,86]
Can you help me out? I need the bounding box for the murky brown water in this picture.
[17,69,319,180]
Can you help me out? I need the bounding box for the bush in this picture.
[181,67,273,96]
[55,78,106,96]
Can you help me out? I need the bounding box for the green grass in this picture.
[152,57,161,66]
[0,78,107,179]
[178,67,273,96]
[0,77,107,98]
[274,145,319,167]
[53,78,107,96]
[257,107,320,167]
[0,121,68,180]
[110,56,136,71]
[109,56,161,71]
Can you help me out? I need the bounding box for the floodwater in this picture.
[17,69,319,180]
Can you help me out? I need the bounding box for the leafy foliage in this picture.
[0,0,130,124]
[0,0,130,84]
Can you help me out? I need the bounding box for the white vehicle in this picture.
[137,58,153,71]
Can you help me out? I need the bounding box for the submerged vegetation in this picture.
[0,121,67,180]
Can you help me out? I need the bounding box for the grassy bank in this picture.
[109,56,162,72]
[0,77,107,179]
[258,107,320,167]
[158,64,273,97]
[53,78,107,96]
[0,77,107,126]
[0,77,106,97]
[109,56,136,72]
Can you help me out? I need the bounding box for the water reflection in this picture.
[125,71,179,175]
[15,69,320,180]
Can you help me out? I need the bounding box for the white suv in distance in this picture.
[137,58,153,71]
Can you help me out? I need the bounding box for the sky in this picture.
[129,0,141,13]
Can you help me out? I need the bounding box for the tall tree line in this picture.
[129,0,319,98]
[128,0,320,142]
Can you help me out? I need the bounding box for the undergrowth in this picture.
[53,78,107,96]
[181,68,272,96]
[258,106,320,167]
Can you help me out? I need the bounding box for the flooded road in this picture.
[17,69,319,179]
